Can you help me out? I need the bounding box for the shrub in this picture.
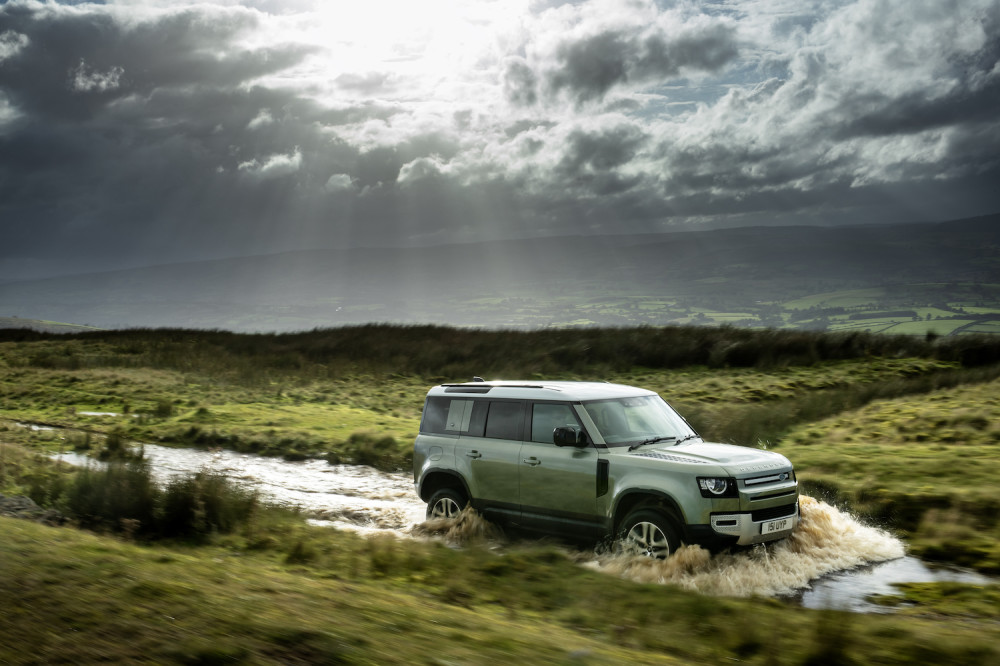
[62,458,158,534]
[96,429,139,461]
[159,471,260,541]
[60,456,261,542]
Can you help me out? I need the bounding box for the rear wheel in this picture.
[619,509,682,559]
[426,488,466,520]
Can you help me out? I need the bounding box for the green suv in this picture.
[413,380,798,557]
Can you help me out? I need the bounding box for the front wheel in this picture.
[619,509,682,559]
[426,488,467,520]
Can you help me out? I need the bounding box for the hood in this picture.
[624,440,792,475]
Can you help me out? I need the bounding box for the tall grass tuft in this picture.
[60,455,260,542]
[160,471,260,542]
[62,458,158,534]
[96,429,139,461]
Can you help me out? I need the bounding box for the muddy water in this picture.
[52,445,989,611]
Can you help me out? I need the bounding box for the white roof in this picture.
[427,380,656,401]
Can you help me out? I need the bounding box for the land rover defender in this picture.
[413,380,798,557]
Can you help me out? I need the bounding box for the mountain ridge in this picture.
[2,214,998,332]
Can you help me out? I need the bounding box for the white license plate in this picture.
[761,517,791,534]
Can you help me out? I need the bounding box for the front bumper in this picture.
[708,502,799,546]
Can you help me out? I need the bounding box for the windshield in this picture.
[581,395,696,447]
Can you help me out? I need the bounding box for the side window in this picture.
[484,401,523,441]
[445,399,474,433]
[466,400,488,437]
[419,397,487,435]
[530,402,581,443]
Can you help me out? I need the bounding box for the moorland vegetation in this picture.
[3,324,1000,664]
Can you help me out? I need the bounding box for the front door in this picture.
[517,402,603,537]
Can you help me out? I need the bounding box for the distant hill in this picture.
[0,317,102,334]
[1,214,998,332]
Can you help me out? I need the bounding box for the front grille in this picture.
[744,471,793,486]
[751,502,797,522]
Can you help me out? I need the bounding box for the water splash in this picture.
[582,495,905,597]
[411,507,504,546]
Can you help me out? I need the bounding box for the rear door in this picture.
[452,398,523,522]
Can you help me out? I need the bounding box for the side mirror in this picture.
[553,426,589,447]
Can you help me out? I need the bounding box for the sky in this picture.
[1,0,999,281]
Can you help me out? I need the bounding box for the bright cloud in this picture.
[70,59,125,92]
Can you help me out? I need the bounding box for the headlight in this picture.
[697,477,737,498]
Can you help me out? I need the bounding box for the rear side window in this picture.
[484,401,524,441]
[420,396,448,434]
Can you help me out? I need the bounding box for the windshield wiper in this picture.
[675,434,700,444]
[628,435,676,452]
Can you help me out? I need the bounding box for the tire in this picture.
[426,488,466,520]
[619,509,682,559]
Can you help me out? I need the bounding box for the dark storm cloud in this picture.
[545,23,738,104]
[834,67,1000,141]
[0,2,328,273]
[554,124,647,197]
[0,5,315,120]
[1,0,999,281]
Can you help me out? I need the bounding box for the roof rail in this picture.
[440,383,555,390]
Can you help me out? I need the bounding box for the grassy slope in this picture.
[782,377,1000,571]
[3,515,999,665]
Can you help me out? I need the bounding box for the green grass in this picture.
[784,288,887,310]
[4,325,1000,663]
[885,320,975,336]
[3,329,997,469]
[869,582,1000,618]
[782,378,1000,571]
[4,325,1000,565]
[3,515,1000,665]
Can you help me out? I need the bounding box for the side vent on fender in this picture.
[597,459,610,497]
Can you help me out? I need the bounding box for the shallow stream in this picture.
[51,442,990,612]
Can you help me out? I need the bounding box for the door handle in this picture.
[522,457,541,466]
[466,451,482,459]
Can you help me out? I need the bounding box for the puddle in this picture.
[15,422,57,432]
[796,555,992,613]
